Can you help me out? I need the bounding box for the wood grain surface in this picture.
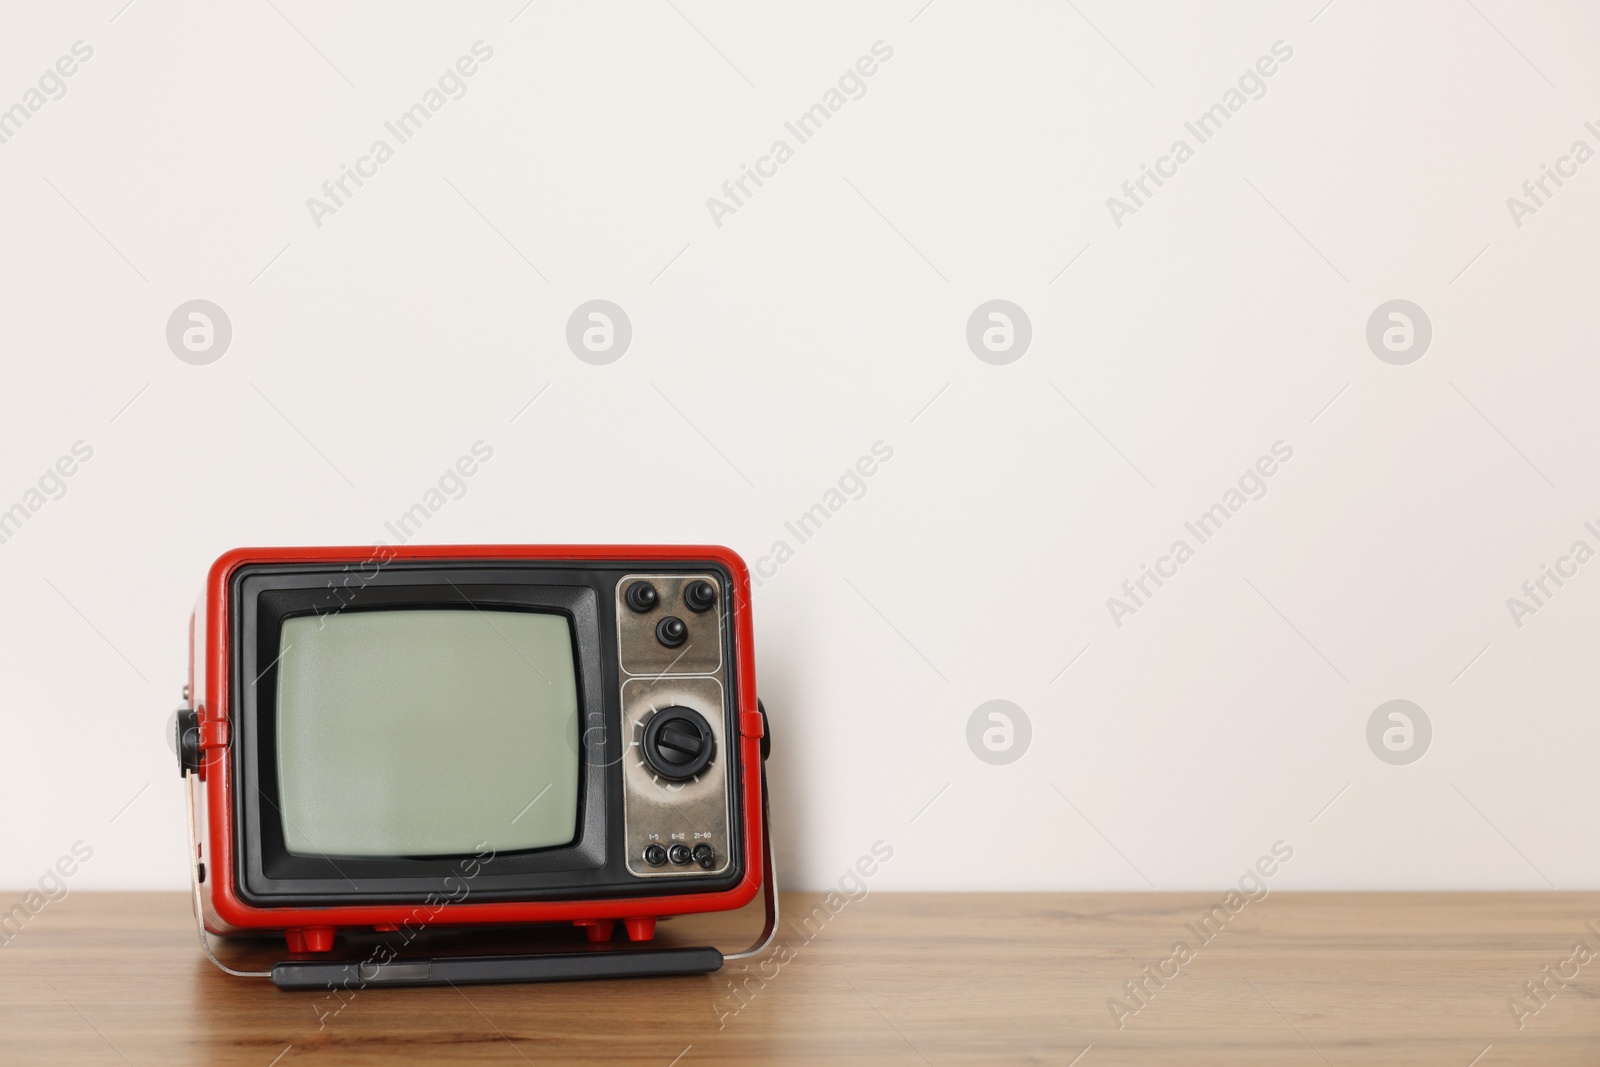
[1,891,1598,1064]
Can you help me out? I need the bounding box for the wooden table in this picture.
[2,891,1597,1064]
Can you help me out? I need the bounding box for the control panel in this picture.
[615,574,732,878]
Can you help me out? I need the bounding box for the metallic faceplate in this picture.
[615,574,732,878]
[616,574,723,676]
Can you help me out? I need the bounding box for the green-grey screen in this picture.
[275,608,580,858]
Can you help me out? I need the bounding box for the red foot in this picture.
[285,926,336,953]
[574,919,616,943]
[623,917,656,942]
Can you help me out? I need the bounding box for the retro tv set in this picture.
[175,545,774,989]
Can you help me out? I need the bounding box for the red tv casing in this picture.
[187,544,764,951]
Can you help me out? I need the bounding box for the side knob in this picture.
[640,706,715,781]
[175,708,201,777]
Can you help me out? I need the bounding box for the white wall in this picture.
[2,1,1597,894]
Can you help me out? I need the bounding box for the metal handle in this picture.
[724,762,779,961]
[186,771,271,978]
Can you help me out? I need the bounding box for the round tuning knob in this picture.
[641,706,715,780]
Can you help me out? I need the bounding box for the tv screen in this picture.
[274,608,581,859]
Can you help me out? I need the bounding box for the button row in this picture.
[643,842,716,869]
[627,581,716,616]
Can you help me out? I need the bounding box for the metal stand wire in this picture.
[185,766,779,977]
[186,771,271,978]
[724,764,780,961]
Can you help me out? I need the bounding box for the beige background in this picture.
[1,0,1597,893]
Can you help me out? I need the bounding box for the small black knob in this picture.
[641,706,715,780]
[655,615,687,648]
[175,708,201,777]
[692,843,715,869]
[668,843,693,866]
[626,581,659,613]
[683,580,717,613]
[643,844,668,867]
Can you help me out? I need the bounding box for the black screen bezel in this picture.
[230,560,745,906]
